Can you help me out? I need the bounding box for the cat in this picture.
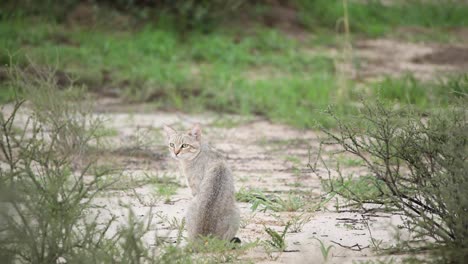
[163,124,240,242]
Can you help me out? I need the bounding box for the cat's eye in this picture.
[169,143,174,147]
[181,144,189,148]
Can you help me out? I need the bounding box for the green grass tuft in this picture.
[376,74,468,108]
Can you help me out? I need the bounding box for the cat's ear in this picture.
[188,123,201,141]
[163,125,176,140]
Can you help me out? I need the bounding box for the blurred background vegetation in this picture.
[1,0,467,127]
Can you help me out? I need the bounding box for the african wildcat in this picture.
[163,124,240,242]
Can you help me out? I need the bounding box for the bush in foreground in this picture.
[0,68,158,263]
[317,99,467,259]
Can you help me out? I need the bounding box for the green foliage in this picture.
[0,87,15,104]
[162,0,246,31]
[322,175,392,209]
[154,177,180,203]
[0,68,161,263]
[184,235,257,263]
[321,99,468,249]
[377,75,430,107]
[0,0,77,21]
[444,74,468,97]
[96,209,156,263]
[1,2,465,129]
[1,0,245,31]
[237,188,306,212]
[296,0,468,36]
[313,238,334,262]
[287,213,312,233]
[376,74,468,108]
[0,19,342,127]
[156,245,192,264]
[357,258,396,264]
[335,154,365,167]
[264,222,290,252]
[0,95,113,262]
[3,0,468,36]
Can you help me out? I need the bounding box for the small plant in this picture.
[314,238,334,262]
[357,258,396,264]
[186,235,257,263]
[236,188,277,212]
[125,172,180,204]
[239,212,257,229]
[262,222,294,261]
[106,208,156,263]
[237,188,306,212]
[321,175,394,211]
[155,180,179,203]
[288,213,312,233]
[264,222,290,252]
[276,194,306,212]
[155,212,185,232]
[274,211,313,233]
[285,157,303,177]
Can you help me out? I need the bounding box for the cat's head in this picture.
[163,124,202,161]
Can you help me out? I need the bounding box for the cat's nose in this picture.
[175,148,181,155]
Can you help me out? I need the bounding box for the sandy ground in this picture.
[83,101,413,263]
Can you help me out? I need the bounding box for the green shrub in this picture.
[0,67,157,263]
[319,99,467,249]
[296,0,468,36]
[0,100,110,263]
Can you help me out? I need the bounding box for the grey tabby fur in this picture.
[163,124,240,241]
